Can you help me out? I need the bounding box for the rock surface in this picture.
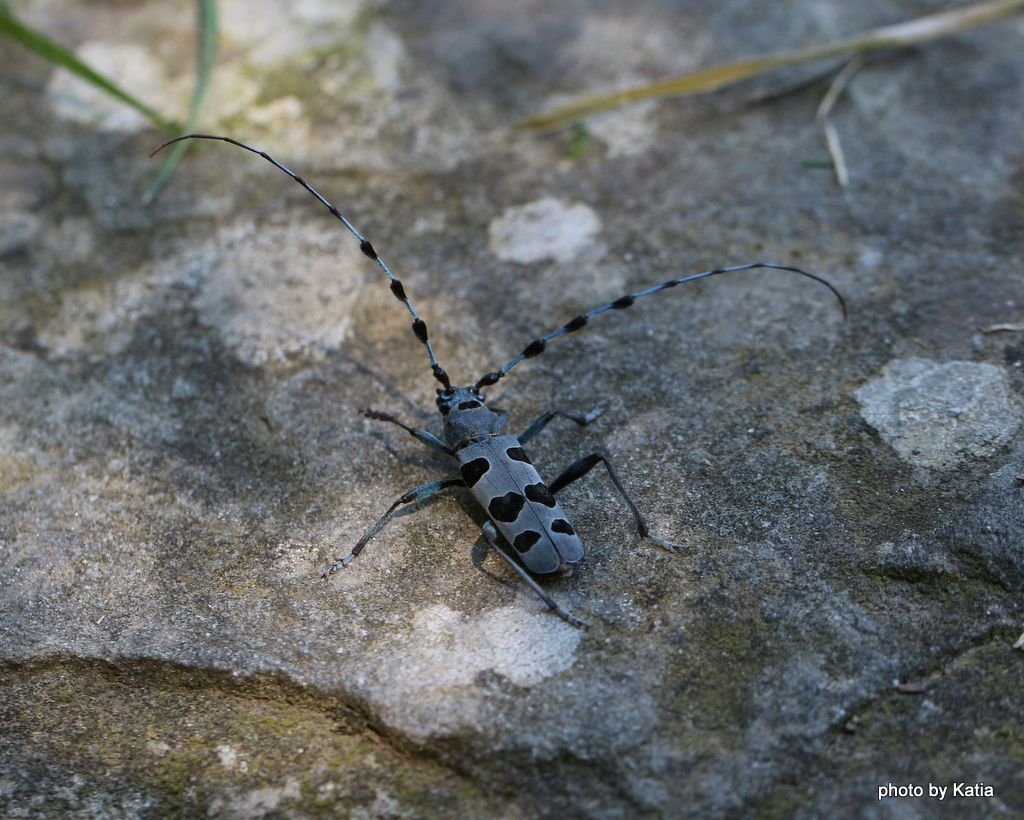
[2,0,1023,817]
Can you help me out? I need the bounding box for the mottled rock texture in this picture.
[2,0,1023,817]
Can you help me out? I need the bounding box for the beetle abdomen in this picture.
[457,434,584,575]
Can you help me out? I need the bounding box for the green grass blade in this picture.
[144,0,220,202]
[517,0,1024,130]
[0,6,177,132]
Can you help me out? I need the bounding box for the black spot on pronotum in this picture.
[412,319,428,343]
[525,482,556,508]
[360,239,377,260]
[458,400,481,410]
[522,339,546,358]
[505,447,530,463]
[612,295,635,309]
[565,315,588,332]
[489,491,526,523]
[390,279,407,301]
[513,530,541,553]
[551,519,575,535]
[460,458,490,488]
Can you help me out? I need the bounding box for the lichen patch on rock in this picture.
[488,198,602,264]
[363,604,582,737]
[854,358,1021,470]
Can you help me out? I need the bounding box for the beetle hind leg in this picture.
[481,522,589,631]
[549,451,683,552]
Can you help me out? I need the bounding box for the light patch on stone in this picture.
[195,219,365,366]
[365,604,582,737]
[220,0,364,64]
[488,198,601,264]
[247,95,306,127]
[46,43,176,132]
[591,101,658,159]
[367,24,406,94]
[208,777,301,818]
[854,358,1021,470]
[216,744,239,770]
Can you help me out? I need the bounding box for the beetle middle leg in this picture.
[361,408,454,455]
[517,400,610,444]
[322,478,464,577]
[480,522,590,630]
[549,451,681,551]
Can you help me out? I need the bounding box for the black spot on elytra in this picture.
[505,447,530,463]
[612,295,635,309]
[489,491,526,523]
[460,458,490,488]
[525,482,556,507]
[513,530,541,553]
[458,400,482,410]
[565,315,588,332]
[551,519,575,535]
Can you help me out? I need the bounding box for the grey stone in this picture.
[2,1,1023,817]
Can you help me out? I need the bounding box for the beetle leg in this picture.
[322,478,464,577]
[517,400,609,444]
[481,522,589,631]
[549,451,681,552]
[361,408,454,455]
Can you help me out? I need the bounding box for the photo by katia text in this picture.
[878,782,995,801]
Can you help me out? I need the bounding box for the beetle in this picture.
[153,134,846,630]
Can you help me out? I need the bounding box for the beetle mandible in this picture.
[153,134,846,630]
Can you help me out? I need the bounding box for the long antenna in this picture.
[151,134,452,391]
[475,263,846,391]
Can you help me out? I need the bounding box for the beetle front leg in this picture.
[481,522,589,631]
[322,478,464,577]
[549,451,681,552]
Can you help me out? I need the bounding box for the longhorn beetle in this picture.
[153,134,846,630]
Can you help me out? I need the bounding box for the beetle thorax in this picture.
[437,386,507,448]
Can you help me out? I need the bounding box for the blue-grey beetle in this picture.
[153,134,846,630]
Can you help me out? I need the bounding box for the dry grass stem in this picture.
[518,0,1024,130]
